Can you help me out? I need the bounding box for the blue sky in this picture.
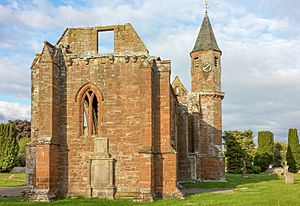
[0,0,299,141]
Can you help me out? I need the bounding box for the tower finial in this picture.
[204,0,208,13]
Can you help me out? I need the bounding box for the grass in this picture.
[0,173,300,206]
[0,173,26,187]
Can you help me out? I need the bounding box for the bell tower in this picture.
[191,4,221,93]
[189,0,225,181]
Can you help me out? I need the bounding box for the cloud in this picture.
[0,56,31,99]
[0,113,5,121]
[260,0,300,21]
[221,30,300,140]
[0,101,30,122]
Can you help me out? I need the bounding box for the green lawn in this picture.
[182,172,279,188]
[0,173,26,187]
[0,173,300,206]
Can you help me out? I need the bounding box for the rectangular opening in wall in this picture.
[97,30,114,54]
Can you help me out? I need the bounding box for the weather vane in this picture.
[204,0,208,13]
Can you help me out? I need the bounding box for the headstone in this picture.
[284,164,294,184]
[285,172,294,184]
[242,160,247,178]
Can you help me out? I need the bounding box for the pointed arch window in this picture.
[82,90,99,135]
[76,83,103,136]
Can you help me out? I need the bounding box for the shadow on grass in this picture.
[0,197,136,206]
[181,173,280,189]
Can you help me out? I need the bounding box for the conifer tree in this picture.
[223,130,256,174]
[257,131,274,154]
[273,142,287,167]
[254,131,274,171]
[0,124,19,172]
[286,128,300,173]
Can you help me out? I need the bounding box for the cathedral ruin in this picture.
[27,9,225,201]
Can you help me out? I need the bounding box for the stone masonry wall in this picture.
[191,50,221,93]
[176,105,191,181]
[30,23,184,200]
[29,42,61,200]
[65,55,154,197]
[197,93,224,180]
[152,61,181,198]
[57,24,149,56]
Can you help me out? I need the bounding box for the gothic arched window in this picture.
[76,83,103,136]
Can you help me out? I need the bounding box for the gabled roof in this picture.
[172,76,188,94]
[192,12,221,53]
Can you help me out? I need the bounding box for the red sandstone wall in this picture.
[57,24,148,56]
[65,56,154,196]
[191,50,221,93]
[176,105,191,181]
[30,24,182,199]
[31,43,62,196]
[199,157,225,180]
[152,61,180,198]
[31,47,155,198]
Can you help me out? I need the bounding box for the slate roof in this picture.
[192,12,221,53]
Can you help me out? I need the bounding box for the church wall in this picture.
[29,22,199,200]
[57,24,148,56]
[64,56,154,197]
[29,43,63,198]
[171,77,191,182]
[197,94,224,180]
[176,105,191,181]
[170,89,177,152]
[199,95,222,154]
[199,157,225,180]
[151,68,162,197]
[152,61,181,198]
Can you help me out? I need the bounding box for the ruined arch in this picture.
[75,83,103,136]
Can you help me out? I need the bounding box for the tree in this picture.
[0,124,19,172]
[15,137,30,167]
[254,131,274,171]
[8,120,31,167]
[273,141,287,167]
[286,128,300,173]
[223,131,243,174]
[257,131,274,154]
[223,130,256,174]
[8,120,31,141]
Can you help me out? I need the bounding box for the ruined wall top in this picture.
[56,23,149,57]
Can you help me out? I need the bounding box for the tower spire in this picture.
[191,0,221,53]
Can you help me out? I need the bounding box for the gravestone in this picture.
[284,165,294,184]
[285,172,294,184]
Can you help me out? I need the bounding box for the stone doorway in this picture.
[86,137,115,199]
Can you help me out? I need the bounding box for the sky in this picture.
[0,0,299,142]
